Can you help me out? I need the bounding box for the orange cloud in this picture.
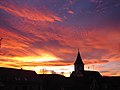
[84,59,108,64]
[0,0,120,77]
[0,1,62,22]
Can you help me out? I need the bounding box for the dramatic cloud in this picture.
[0,1,62,22]
[0,0,120,76]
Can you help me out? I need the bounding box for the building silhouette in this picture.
[74,50,84,71]
[71,50,84,77]
[0,67,43,90]
[70,50,101,78]
[0,50,120,90]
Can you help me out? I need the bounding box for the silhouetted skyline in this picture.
[0,0,120,76]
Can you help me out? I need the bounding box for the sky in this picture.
[0,0,120,77]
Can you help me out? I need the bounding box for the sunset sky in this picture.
[0,0,120,77]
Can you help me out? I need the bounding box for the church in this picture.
[70,50,101,78]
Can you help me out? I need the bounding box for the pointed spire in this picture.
[74,49,84,65]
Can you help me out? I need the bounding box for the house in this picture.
[0,67,43,90]
[38,74,66,90]
[103,76,120,90]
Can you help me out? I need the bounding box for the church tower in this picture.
[74,50,84,72]
[70,50,85,77]
[71,49,101,77]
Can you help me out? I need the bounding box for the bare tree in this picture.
[51,70,56,74]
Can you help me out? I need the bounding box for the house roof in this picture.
[38,74,66,87]
[0,67,42,82]
[38,73,102,88]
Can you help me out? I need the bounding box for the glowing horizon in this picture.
[0,0,120,77]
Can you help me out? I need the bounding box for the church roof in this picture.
[70,70,102,78]
[74,51,84,65]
